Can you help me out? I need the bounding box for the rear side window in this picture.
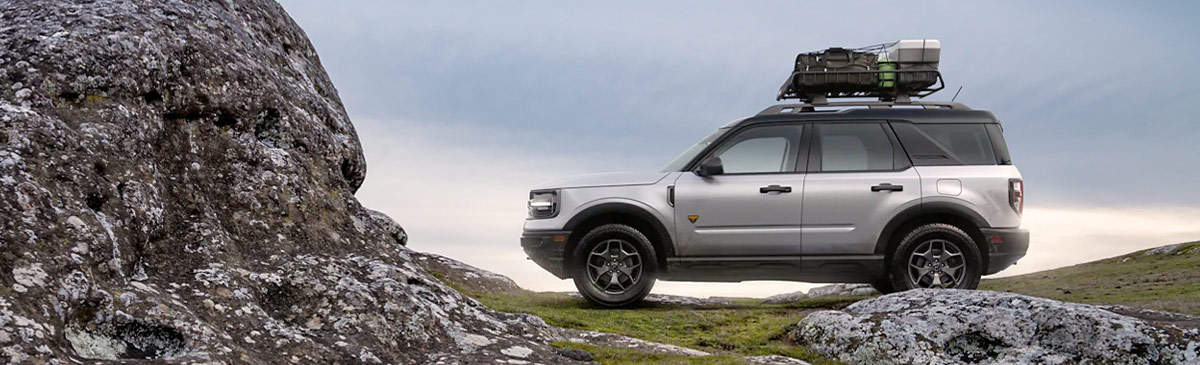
[892,123,997,165]
[818,123,894,172]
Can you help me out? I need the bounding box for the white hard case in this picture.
[887,39,941,64]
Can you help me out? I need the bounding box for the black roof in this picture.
[727,101,999,128]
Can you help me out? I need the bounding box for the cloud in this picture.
[354,117,1200,298]
[282,0,1200,207]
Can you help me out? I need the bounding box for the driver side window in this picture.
[709,125,803,174]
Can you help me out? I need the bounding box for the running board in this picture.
[661,255,885,283]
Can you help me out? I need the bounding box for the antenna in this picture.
[951,86,963,102]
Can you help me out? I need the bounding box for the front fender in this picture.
[562,197,677,262]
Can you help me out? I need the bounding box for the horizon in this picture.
[278,1,1200,297]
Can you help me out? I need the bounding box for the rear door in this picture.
[673,124,809,257]
[801,121,921,255]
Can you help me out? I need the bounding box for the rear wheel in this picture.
[888,223,983,291]
[571,224,657,307]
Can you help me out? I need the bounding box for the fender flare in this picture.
[563,201,676,259]
[874,202,990,254]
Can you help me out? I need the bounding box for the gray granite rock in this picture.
[565,292,735,306]
[764,283,878,304]
[549,327,811,364]
[412,251,524,294]
[792,289,1200,365]
[743,354,813,364]
[1143,242,1197,256]
[0,1,582,363]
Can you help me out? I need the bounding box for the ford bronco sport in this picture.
[521,100,1029,307]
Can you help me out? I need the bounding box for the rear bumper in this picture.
[981,227,1029,275]
[521,230,572,279]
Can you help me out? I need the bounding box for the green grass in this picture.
[983,241,1200,315]
[465,290,855,364]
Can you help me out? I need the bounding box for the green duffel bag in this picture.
[877,58,897,90]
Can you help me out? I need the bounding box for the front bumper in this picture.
[981,227,1030,275]
[521,230,572,279]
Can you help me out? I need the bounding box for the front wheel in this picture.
[571,224,657,307]
[888,223,983,291]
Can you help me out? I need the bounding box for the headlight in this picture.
[528,190,558,219]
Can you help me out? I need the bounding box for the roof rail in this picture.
[757,100,970,116]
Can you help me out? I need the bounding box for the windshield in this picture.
[661,128,729,172]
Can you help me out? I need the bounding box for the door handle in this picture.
[871,183,903,192]
[760,184,792,194]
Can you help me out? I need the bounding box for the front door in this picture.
[673,124,808,257]
[802,122,921,255]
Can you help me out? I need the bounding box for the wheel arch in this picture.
[875,202,991,268]
[563,202,674,275]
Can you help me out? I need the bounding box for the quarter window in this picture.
[818,123,894,172]
[916,124,997,165]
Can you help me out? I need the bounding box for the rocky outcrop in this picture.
[1142,242,1198,256]
[792,289,1200,365]
[0,1,581,363]
[412,251,523,294]
[763,284,878,304]
[566,292,737,306]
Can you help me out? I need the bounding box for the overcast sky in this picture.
[277,1,1200,297]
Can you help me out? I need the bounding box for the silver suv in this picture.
[522,101,1028,307]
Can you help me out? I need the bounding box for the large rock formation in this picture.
[792,289,1200,364]
[0,1,580,363]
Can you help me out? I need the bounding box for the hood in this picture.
[534,171,671,190]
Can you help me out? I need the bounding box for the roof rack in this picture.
[757,100,970,116]
[776,69,946,102]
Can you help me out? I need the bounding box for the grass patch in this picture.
[465,290,848,364]
[983,241,1200,315]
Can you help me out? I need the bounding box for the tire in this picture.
[571,224,657,307]
[869,277,895,294]
[888,223,983,291]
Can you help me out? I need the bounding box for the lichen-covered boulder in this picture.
[412,251,523,294]
[0,1,581,363]
[792,289,1200,364]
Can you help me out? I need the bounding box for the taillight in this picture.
[1009,178,1023,215]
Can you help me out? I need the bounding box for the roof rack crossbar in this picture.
[757,100,970,116]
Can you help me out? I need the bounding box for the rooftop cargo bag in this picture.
[792,47,878,93]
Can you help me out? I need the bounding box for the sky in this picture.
[277,1,1200,297]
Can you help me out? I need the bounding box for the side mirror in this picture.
[695,157,724,177]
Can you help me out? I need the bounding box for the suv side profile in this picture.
[522,101,1029,307]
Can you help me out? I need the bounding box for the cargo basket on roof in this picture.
[777,40,945,103]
